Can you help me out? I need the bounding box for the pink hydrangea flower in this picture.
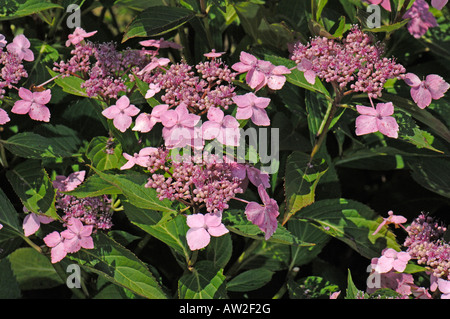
[0,109,10,125]
[202,107,240,146]
[22,212,54,237]
[0,34,6,48]
[11,87,51,122]
[432,0,448,10]
[374,248,411,273]
[366,0,391,11]
[61,217,94,253]
[65,27,97,46]
[43,231,67,263]
[186,213,229,250]
[403,0,438,39]
[355,102,399,138]
[431,275,450,299]
[404,73,450,109]
[6,34,34,62]
[53,171,86,192]
[204,49,225,59]
[120,147,158,170]
[232,51,290,91]
[297,58,316,85]
[372,210,407,235]
[145,83,161,99]
[102,95,140,132]
[245,184,279,240]
[137,57,170,75]
[160,103,200,148]
[232,92,271,126]
[230,162,270,189]
[133,104,168,133]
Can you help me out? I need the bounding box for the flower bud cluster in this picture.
[404,213,450,279]
[290,25,406,98]
[0,45,28,99]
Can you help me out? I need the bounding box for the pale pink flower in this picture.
[329,291,341,299]
[372,210,407,235]
[411,286,432,299]
[374,248,411,273]
[431,275,450,299]
[0,34,6,48]
[297,58,316,85]
[6,34,34,61]
[145,83,161,99]
[202,107,240,146]
[23,212,54,237]
[204,49,225,59]
[230,163,270,189]
[43,231,67,263]
[53,171,86,192]
[245,184,279,240]
[120,147,158,170]
[366,0,391,11]
[432,0,448,10]
[102,95,140,132]
[0,109,10,125]
[65,27,97,46]
[160,103,200,148]
[232,92,271,126]
[11,87,51,122]
[137,57,170,75]
[403,0,438,39]
[404,73,449,109]
[133,104,168,133]
[186,213,229,250]
[355,102,399,138]
[61,217,94,253]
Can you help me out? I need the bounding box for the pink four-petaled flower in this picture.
[11,87,52,122]
[403,0,438,39]
[6,34,34,62]
[232,92,271,126]
[202,107,240,146]
[404,73,449,109]
[53,171,86,192]
[186,213,229,250]
[61,217,94,253]
[23,212,54,237]
[65,27,97,46]
[355,102,399,139]
[102,95,140,132]
[366,0,391,11]
[160,103,200,148]
[372,210,407,236]
[121,147,158,170]
[133,104,168,133]
[374,248,411,273]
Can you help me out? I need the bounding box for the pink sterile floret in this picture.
[65,27,97,47]
[23,212,54,237]
[120,147,158,170]
[0,108,10,125]
[202,106,240,146]
[366,0,392,11]
[232,92,271,126]
[404,73,450,109]
[186,213,229,250]
[53,170,86,192]
[372,210,407,235]
[6,34,34,62]
[355,102,399,139]
[102,95,140,132]
[245,184,279,240]
[132,104,168,133]
[375,248,411,273]
[11,87,51,122]
[61,217,94,253]
[160,103,200,149]
[43,231,67,263]
[297,58,316,85]
[431,0,448,10]
[431,275,450,299]
[403,0,438,39]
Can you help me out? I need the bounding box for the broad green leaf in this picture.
[178,260,227,299]
[283,151,328,222]
[69,232,168,299]
[206,234,233,270]
[8,247,63,290]
[226,268,274,292]
[362,19,409,33]
[123,201,189,258]
[287,276,339,299]
[86,136,125,171]
[0,0,63,21]
[2,132,74,159]
[233,1,263,42]
[345,269,367,299]
[0,259,21,298]
[6,160,58,220]
[47,68,88,97]
[92,168,175,213]
[296,198,401,259]
[64,174,122,198]
[122,6,195,42]
[264,55,330,97]
[0,187,22,233]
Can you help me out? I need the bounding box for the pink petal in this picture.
[28,104,50,122]
[133,113,156,133]
[245,202,266,226]
[11,100,31,114]
[33,89,51,105]
[207,107,224,123]
[246,69,266,90]
[376,255,394,273]
[80,236,94,249]
[202,121,221,140]
[377,116,399,138]
[235,106,253,120]
[404,73,421,88]
[64,236,81,253]
[102,105,121,119]
[253,96,271,109]
[204,213,223,228]
[18,87,33,101]
[123,104,140,117]
[304,70,316,85]
[247,166,270,188]
[186,227,210,250]
[431,0,448,10]
[43,231,63,248]
[23,213,41,237]
[250,107,270,126]
[411,86,432,109]
[67,218,84,234]
[355,115,378,136]
[160,109,178,128]
[115,95,130,109]
[80,224,93,237]
[376,102,394,117]
[0,108,10,124]
[425,74,450,100]
[113,113,132,132]
[50,242,67,263]
[186,214,206,228]
[267,74,287,90]
[207,224,229,237]
[356,105,378,116]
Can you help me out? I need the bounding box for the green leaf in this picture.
[0,187,22,233]
[86,136,126,171]
[287,276,339,299]
[226,268,274,292]
[92,168,175,213]
[178,260,227,299]
[409,157,450,199]
[0,259,21,298]
[47,68,88,97]
[284,151,328,221]
[64,174,122,198]
[296,198,401,259]
[69,232,168,299]
[8,247,63,290]
[0,0,63,21]
[345,269,367,299]
[2,132,74,159]
[6,160,58,219]
[122,6,195,42]
[206,234,233,269]
[362,19,409,33]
